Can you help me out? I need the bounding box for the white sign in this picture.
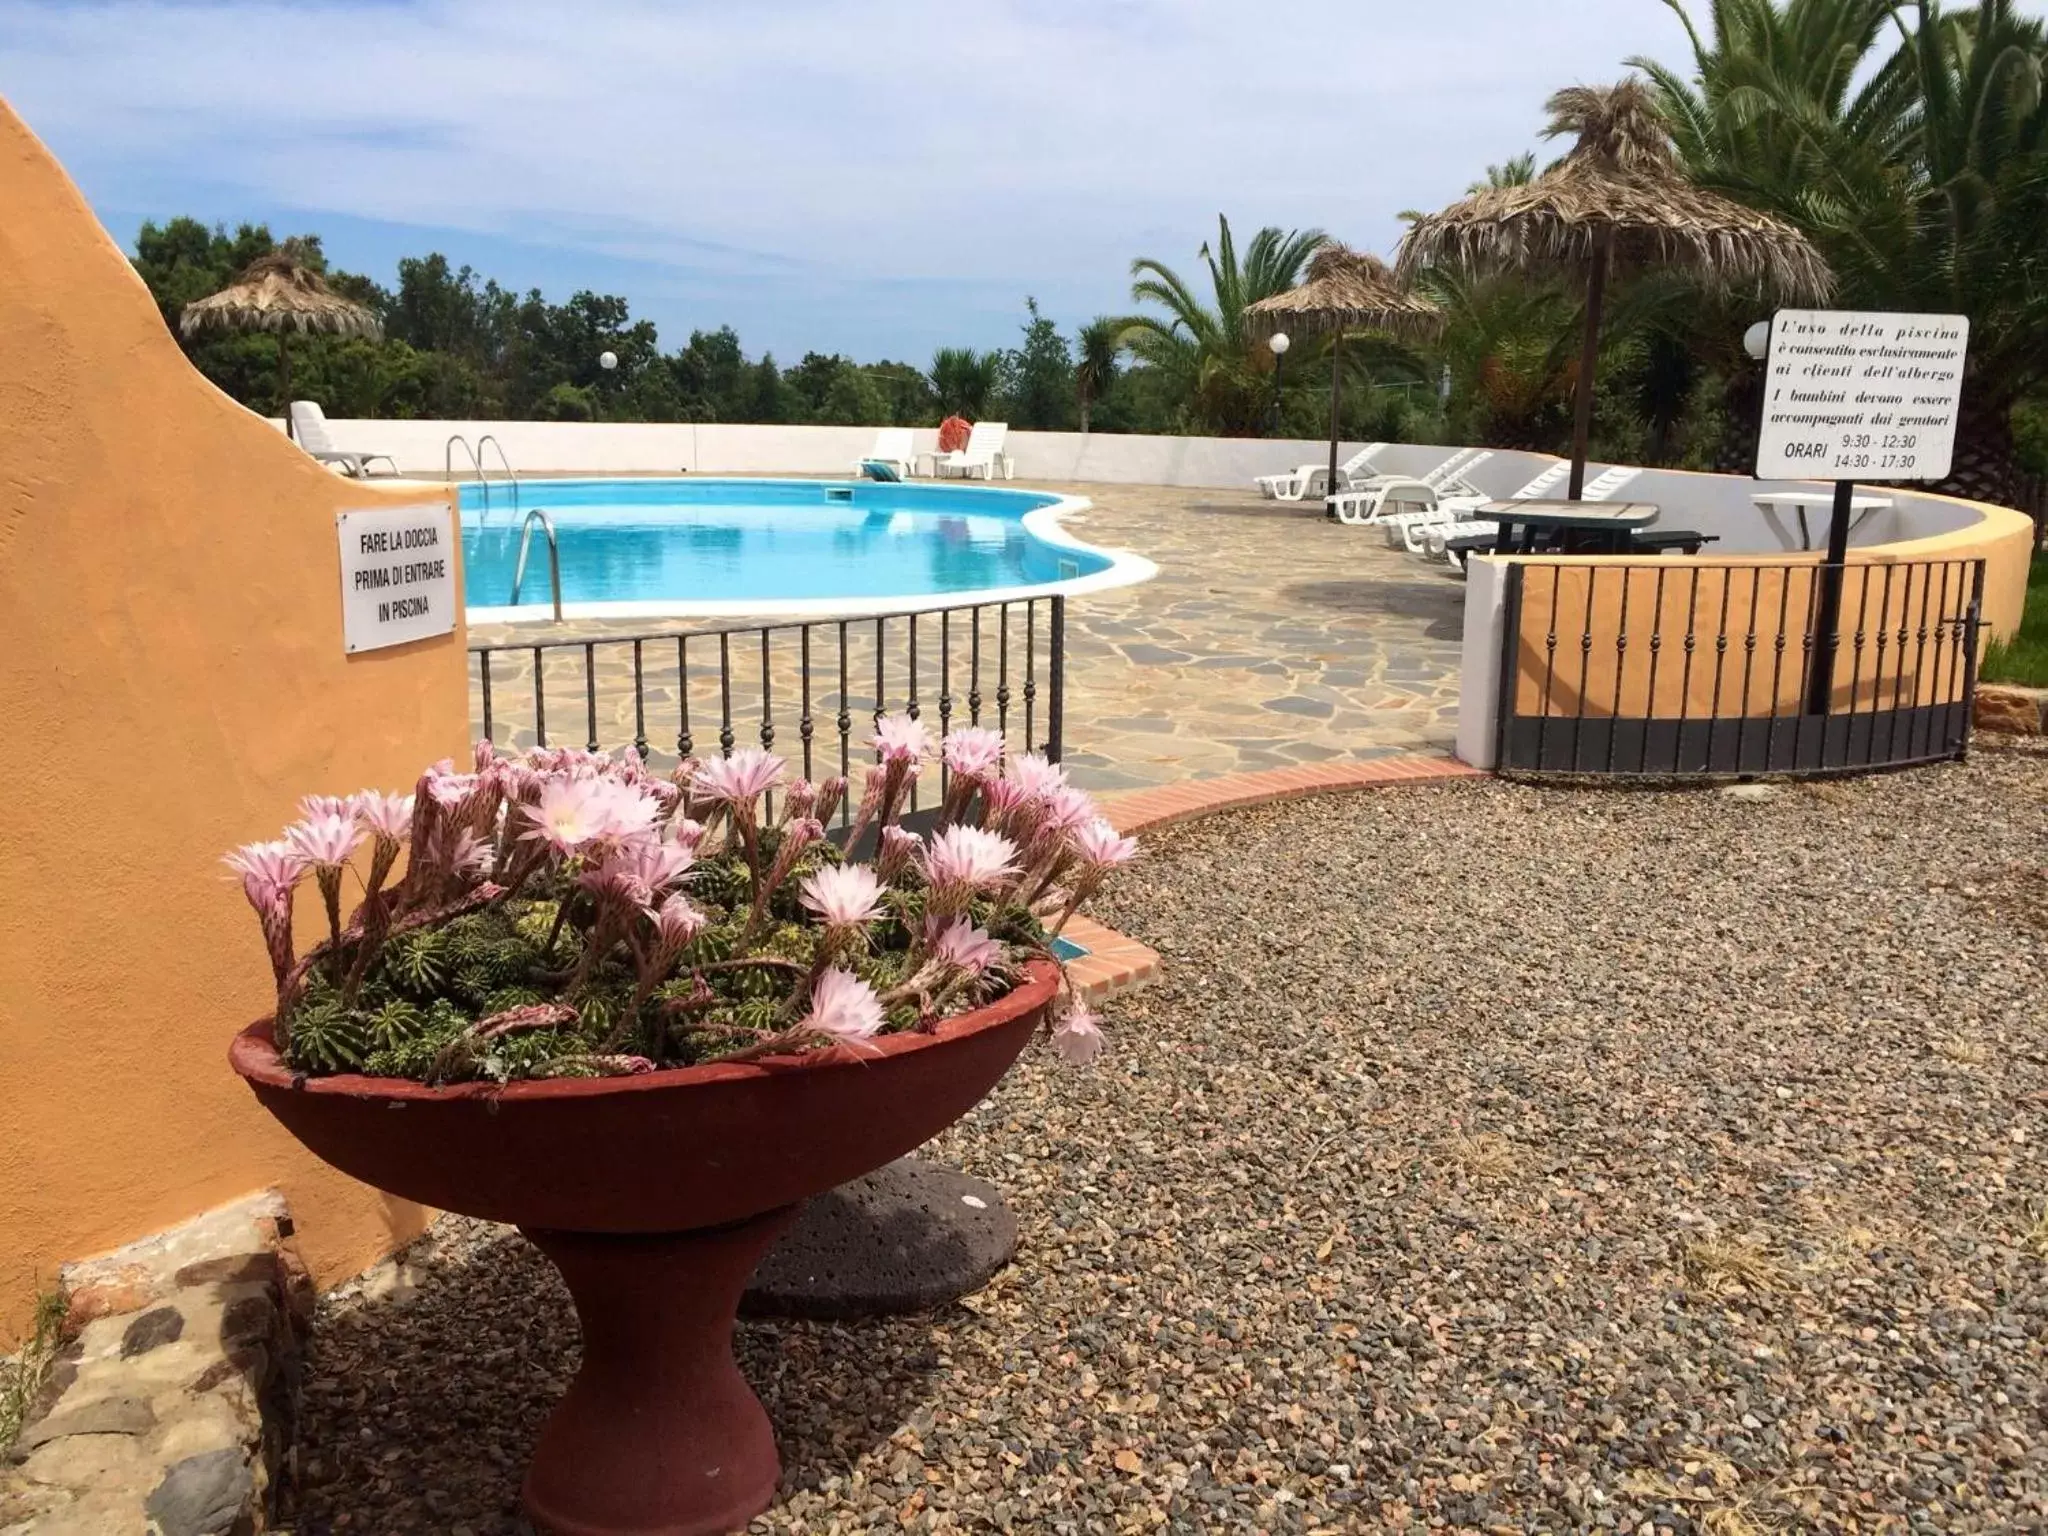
[337,505,458,654]
[1756,309,1968,481]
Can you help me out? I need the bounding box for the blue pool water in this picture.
[460,478,1111,613]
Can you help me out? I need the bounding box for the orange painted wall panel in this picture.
[0,102,468,1343]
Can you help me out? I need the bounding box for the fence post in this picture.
[1045,596,1066,763]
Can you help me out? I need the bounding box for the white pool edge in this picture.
[464,489,1157,625]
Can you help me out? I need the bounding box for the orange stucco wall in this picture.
[0,102,470,1344]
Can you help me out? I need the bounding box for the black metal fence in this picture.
[471,596,1065,823]
[1495,558,1985,777]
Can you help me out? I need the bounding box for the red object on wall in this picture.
[938,415,972,453]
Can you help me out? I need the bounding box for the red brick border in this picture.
[1101,752,1482,837]
[1065,753,1480,1001]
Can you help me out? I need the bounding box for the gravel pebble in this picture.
[295,742,2048,1534]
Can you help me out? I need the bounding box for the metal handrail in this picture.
[445,434,487,514]
[475,434,520,515]
[510,508,563,621]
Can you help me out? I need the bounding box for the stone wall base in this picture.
[1,1192,308,1535]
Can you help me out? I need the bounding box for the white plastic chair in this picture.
[856,428,917,479]
[1254,443,1387,501]
[289,401,397,477]
[932,421,1012,480]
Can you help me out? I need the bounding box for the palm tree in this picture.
[927,347,1000,419]
[1122,215,1327,435]
[1469,152,1539,192]
[1639,0,2048,501]
[1074,317,1125,433]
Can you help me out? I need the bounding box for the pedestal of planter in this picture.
[523,1211,797,1536]
[230,960,1055,1536]
[743,1157,1016,1319]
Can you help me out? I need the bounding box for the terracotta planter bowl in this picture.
[232,959,1055,1536]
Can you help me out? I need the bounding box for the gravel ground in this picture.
[294,742,2048,1535]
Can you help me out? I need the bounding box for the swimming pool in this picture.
[460,478,1154,622]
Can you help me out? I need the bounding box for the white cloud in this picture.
[1,0,1697,353]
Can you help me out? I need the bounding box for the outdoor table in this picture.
[1472,499,1661,555]
[1751,489,1892,551]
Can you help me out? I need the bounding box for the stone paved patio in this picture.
[466,481,1466,793]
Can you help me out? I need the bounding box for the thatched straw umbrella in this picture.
[1397,79,1829,498]
[1246,245,1441,505]
[180,250,383,439]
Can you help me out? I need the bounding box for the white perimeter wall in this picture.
[307,417,1989,553]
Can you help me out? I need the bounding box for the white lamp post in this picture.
[1267,331,1290,435]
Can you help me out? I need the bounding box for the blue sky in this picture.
[6,0,1713,363]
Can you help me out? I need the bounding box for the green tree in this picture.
[1074,316,1125,433]
[1122,215,1327,435]
[1640,0,2048,500]
[1469,152,1539,192]
[671,326,747,420]
[928,347,1001,417]
[1001,298,1074,430]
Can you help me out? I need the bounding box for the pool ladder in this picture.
[445,433,521,517]
[509,508,563,621]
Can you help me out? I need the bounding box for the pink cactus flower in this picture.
[692,747,787,808]
[940,726,1007,782]
[929,917,1003,977]
[581,838,694,907]
[524,777,632,855]
[223,839,307,909]
[1049,784,1100,829]
[919,825,1020,907]
[800,864,886,929]
[447,828,497,881]
[813,776,848,826]
[871,712,930,767]
[285,813,365,870]
[474,739,501,774]
[876,826,922,885]
[1051,1001,1104,1065]
[1072,818,1139,871]
[424,769,480,810]
[299,794,352,821]
[650,891,708,951]
[351,791,415,845]
[1006,753,1067,803]
[801,966,886,1050]
[980,776,1033,826]
[668,818,708,854]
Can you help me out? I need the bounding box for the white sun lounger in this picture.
[931,421,1013,480]
[856,428,917,480]
[1253,442,1388,501]
[289,401,398,477]
[1328,449,1493,529]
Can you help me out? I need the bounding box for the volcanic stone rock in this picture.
[741,1157,1018,1319]
[118,1306,184,1358]
[143,1449,251,1536]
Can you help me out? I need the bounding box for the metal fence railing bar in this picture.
[1495,558,1984,778]
[471,596,1066,831]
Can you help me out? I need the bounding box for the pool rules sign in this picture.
[337,504,458,653]
[1755,310,1968,481]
